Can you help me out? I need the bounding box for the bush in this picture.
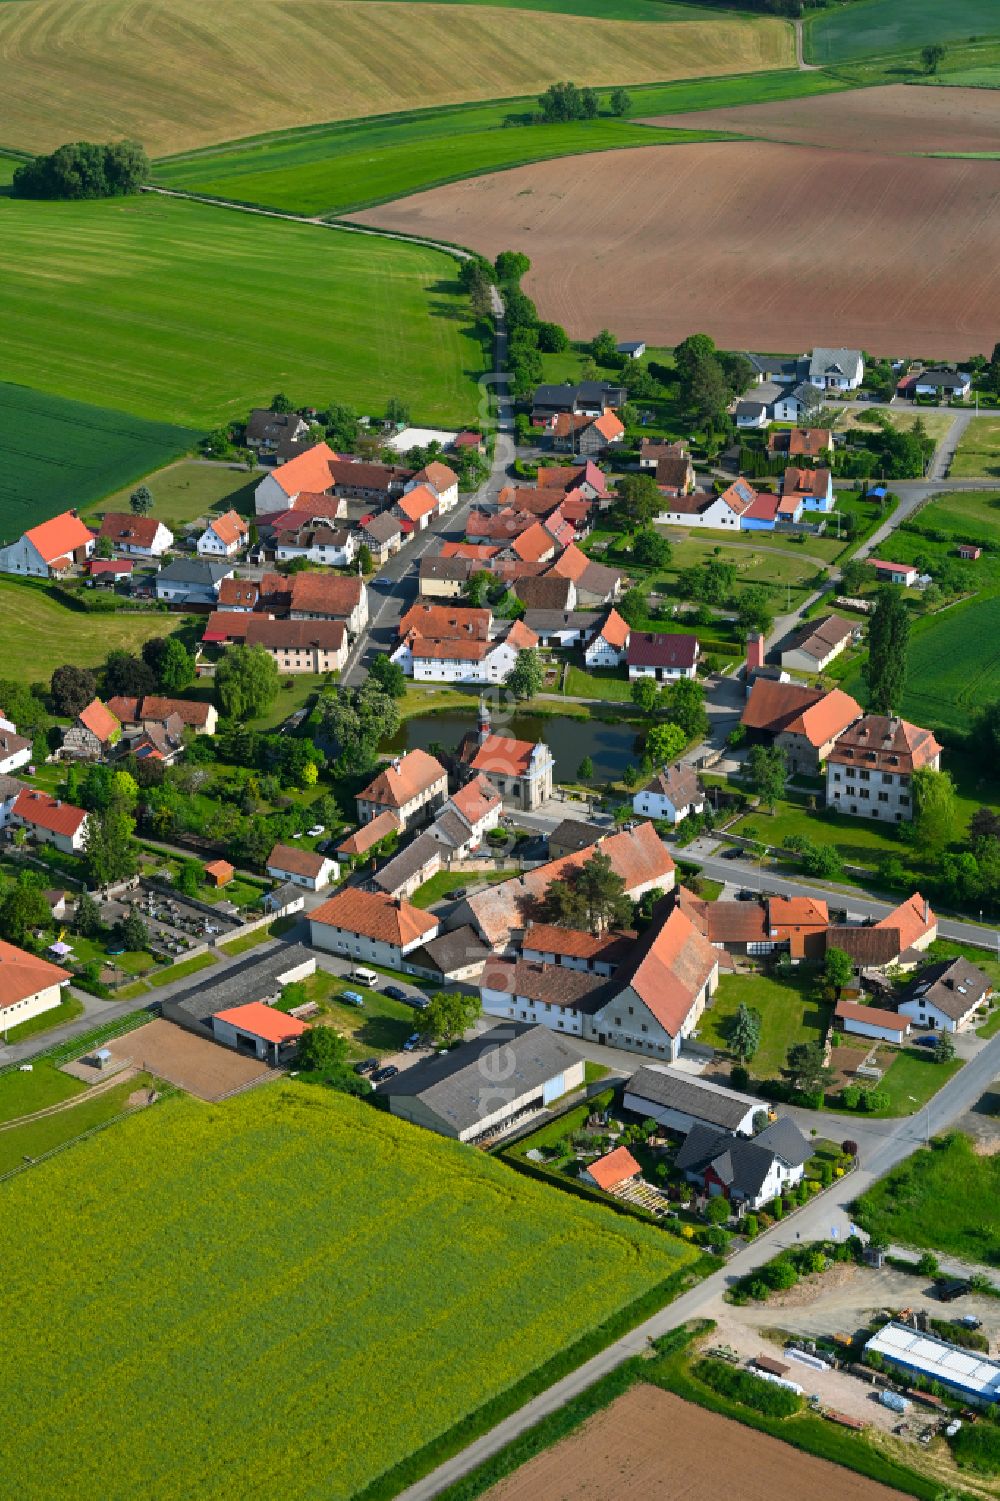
[730,1064,750,1090]
[693,1359,802,1417]
[951,1422,1000,1475]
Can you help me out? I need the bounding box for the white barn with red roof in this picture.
[254,441,339,515]
[0,939,72,1033]
[0,510,95,578]
[11,788,88,853]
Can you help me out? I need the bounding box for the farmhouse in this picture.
[11,788,87,853]
[531,382,626,422]
[396,483,439,531]
[403,926,492,985]
[627,632,698,682]
[584,607,630,668]
[633,762,704,825]
[768,428,832,460]
[62,698,121,761]
[516,574,576,612]
[288,573,368,634]
[360,511,403,564]
[243,617,348,674]
[536,460,610,502]
[0,940,71,1033]
[871,560,918,587]
[330,460,413,504]
[522,610,596,649]
[356,749,448,829]
[521,922,633,975]
[826,715,941,823]
[156,559,232,607]
[265,842,339,891]
[254,442,339,514]
[439,774,502,849]
[913,368,971,400]
[588,904,718,1061]
[215,578,258,612]
[211,1001,306,1065]
[196,510,250,559]
[273,523,358,570]
[309,887,439,967]
[676,1117,810,1210]
[0,510,95,578]
[835,998,910,1044]
[106,695,218,736]
[336,809,400,861]
[246,408,310,451]
[98,512,174,557]
[480,956,606,1038]
[622,1067,759,1137]
[864,1323,1000,1407]
[551,408,625,455]
[742,679,861,775]
[408,461,459,513]
[656,479,756,531]
[768,895,829,961]
[780,613,856,674]
[583,1146,641,1193]
[808,347,864,391]
[898,956,993,1033]
[383,1022,584,1142]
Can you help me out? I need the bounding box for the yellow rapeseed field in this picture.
[0,0,793,155]
[0,1083,697,1499]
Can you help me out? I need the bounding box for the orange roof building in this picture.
[875,892,937,953]
[336,809,401,858]
[0,939,70,1025]
[76,698,121,747]
[264,442,339,502]
[398,602,491,642]
[200,509,249,556]
[511,521,557,564]
[742,679,861,774]
[289,572,366,624]
[591,904,718,1051]
[3,509,95,576]
[356,749,448,826]
[204,859,234,887]
[11,788,88,850]
[768,895,829,960]
[309,887,439,960]
[212,1001,307,1057]
[584,1146,642,1192]
[397,484,439,526]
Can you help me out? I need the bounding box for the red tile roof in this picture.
[270,441,339,498]
[512,522,557,563]
[214,1001,307,1044]
[97,512,163,549]
[310,887,438,947]
[266,842,330,880]
[12,789,86,838]
[207,510,249,546]
[592,408,625,443]
[522,922,635,963]
[876,892,936,950]
[742,680,861,748]
[0,939,69,1015]
[783,466,831,498]
[835,998,908,1033]
[718,478,758,514]
[587,1145,641,1191]
[505,619,539,651]
[357,749,447,809]
[449,775,501,827]
[408,635,489,663]
[414,461,458,493]
[871,559,917,575]
[204,859,234,885]
[217,578,259,609]
[289,573,363,617]
[201,612,251,644]
[336,809,400,856]
[549,543,590,583]
[471,733,538,777]
[440,542,500,562]
[623,905,717,1036]
[139,696,214,729]
[397,484,439,523]
[24,510,94,564]
[769,896,829,931]
[77,698,120,744]
[828,715,941,775]
[398,602,490,642]
[88,558,133,577]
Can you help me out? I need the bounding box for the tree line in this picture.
[12,140,149,200]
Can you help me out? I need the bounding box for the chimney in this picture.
[745,633,765,675]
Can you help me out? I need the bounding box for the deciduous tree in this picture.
[644,721,686,766]
[215,644,280,721]
[130,485,154,515]
[50,664,97,717]
[506,648,543,701]
[911,766,958,855]
[422,990,481,1046]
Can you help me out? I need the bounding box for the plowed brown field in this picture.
[485,1385,911,1501]
[353,141,1000,357]
[645,83,1000,156]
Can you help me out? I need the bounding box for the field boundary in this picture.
[0,1083,176,1186]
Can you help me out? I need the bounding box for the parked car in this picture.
[306,824,325,838]
[721,847,743,860]
[403,1033,421,1052]
[935,1277,971,1302]
[351,967,379,987]
[354,1058,378,1075]
[444,887,467,901]
[913,1034,940,1049]
[371,1064,399,1084]
[340,990,365,1008]
[383,984,410,1002]
[736,889,756,901]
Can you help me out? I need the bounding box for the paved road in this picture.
[398,1021,1000,1500]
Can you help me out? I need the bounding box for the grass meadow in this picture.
[85,460,258,532]
[0,0,793,156]
[951,417,1000,478]
[155,71,841,216]
[0,1084,697,1500]
[0,194,485,427]
[804,0,1000,66]
[854,1130,1000,1265]
[0,579,185,681]
[0,383,196,538]
[696,971,826,1079]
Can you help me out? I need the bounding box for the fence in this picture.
[0,1005,160,1084]
[0,1086,176,1186]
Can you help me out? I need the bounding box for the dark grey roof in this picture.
[157,559,231,584]
[532,381,625,410]
[624,1067,757,1130]
[0,774,28,801]
[754,1115,810,1167]
[901,957,992,1021]
[411,925,491,976]
[745,353,802,382]
[676,1124,779,1199]
[169,944,313,1024]
[247,408,306,443]
[372,830,441,894]
[916,367,969,390]
[383,1023,582,1131]
[788,381,824,406]
[523,609,598,635]
[548,817,606,854]
[432,809,473,850]
[420,556,471,582]
[262,881,302,911]
[362,512,402,544]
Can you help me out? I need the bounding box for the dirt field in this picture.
[645,83,1000,156]
[486,1385,910,1501]
[107,1019,273,1101]
[354,141,1000,358]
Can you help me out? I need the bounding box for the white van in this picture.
[351,967,379,987]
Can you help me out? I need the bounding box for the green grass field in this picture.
[854,1130,1000,1265]
[154,71,840,217]
[733,798,908,870]
[87,459,258,531]
[866,1049,962,1118]
[0,382,197,538]
[0,1084,696,1498]
[910,487,1000,543]
[563,665,633,702]
[950,418,1000,478]
[2,993,85,1044]
[696,971,827,1079]
[0,1062,84,1124]
[0,194,484,428]
[804,0,1000,65]
[928,65,1000,87]
[0,579,184,683]
[0,154,21,187]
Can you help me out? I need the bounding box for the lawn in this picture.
[0,383,196,538]
[0,1071,156,1178]
[950,418,1000,479]
[86,459,259,532]
[0,154,21,187]
[146,952,218,989]
[0,1083,697,1499]
[853,1129,1000,1266]
[564,665,632,702]
[733,797,909,871]
[0,0,794,156]
[0,1061,84,1125]
[410,867,519,909]
[218,925,274,957]
[2,993,86,1044]
[0,579,184,685]
[909,487,1000,546]
[278,969,423,1057]
[804,0,1000,65]
[864,1048,962,1119]
[0,193,485,428]
[696,971,827,1079]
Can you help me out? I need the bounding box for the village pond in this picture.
[382,709,642,783]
